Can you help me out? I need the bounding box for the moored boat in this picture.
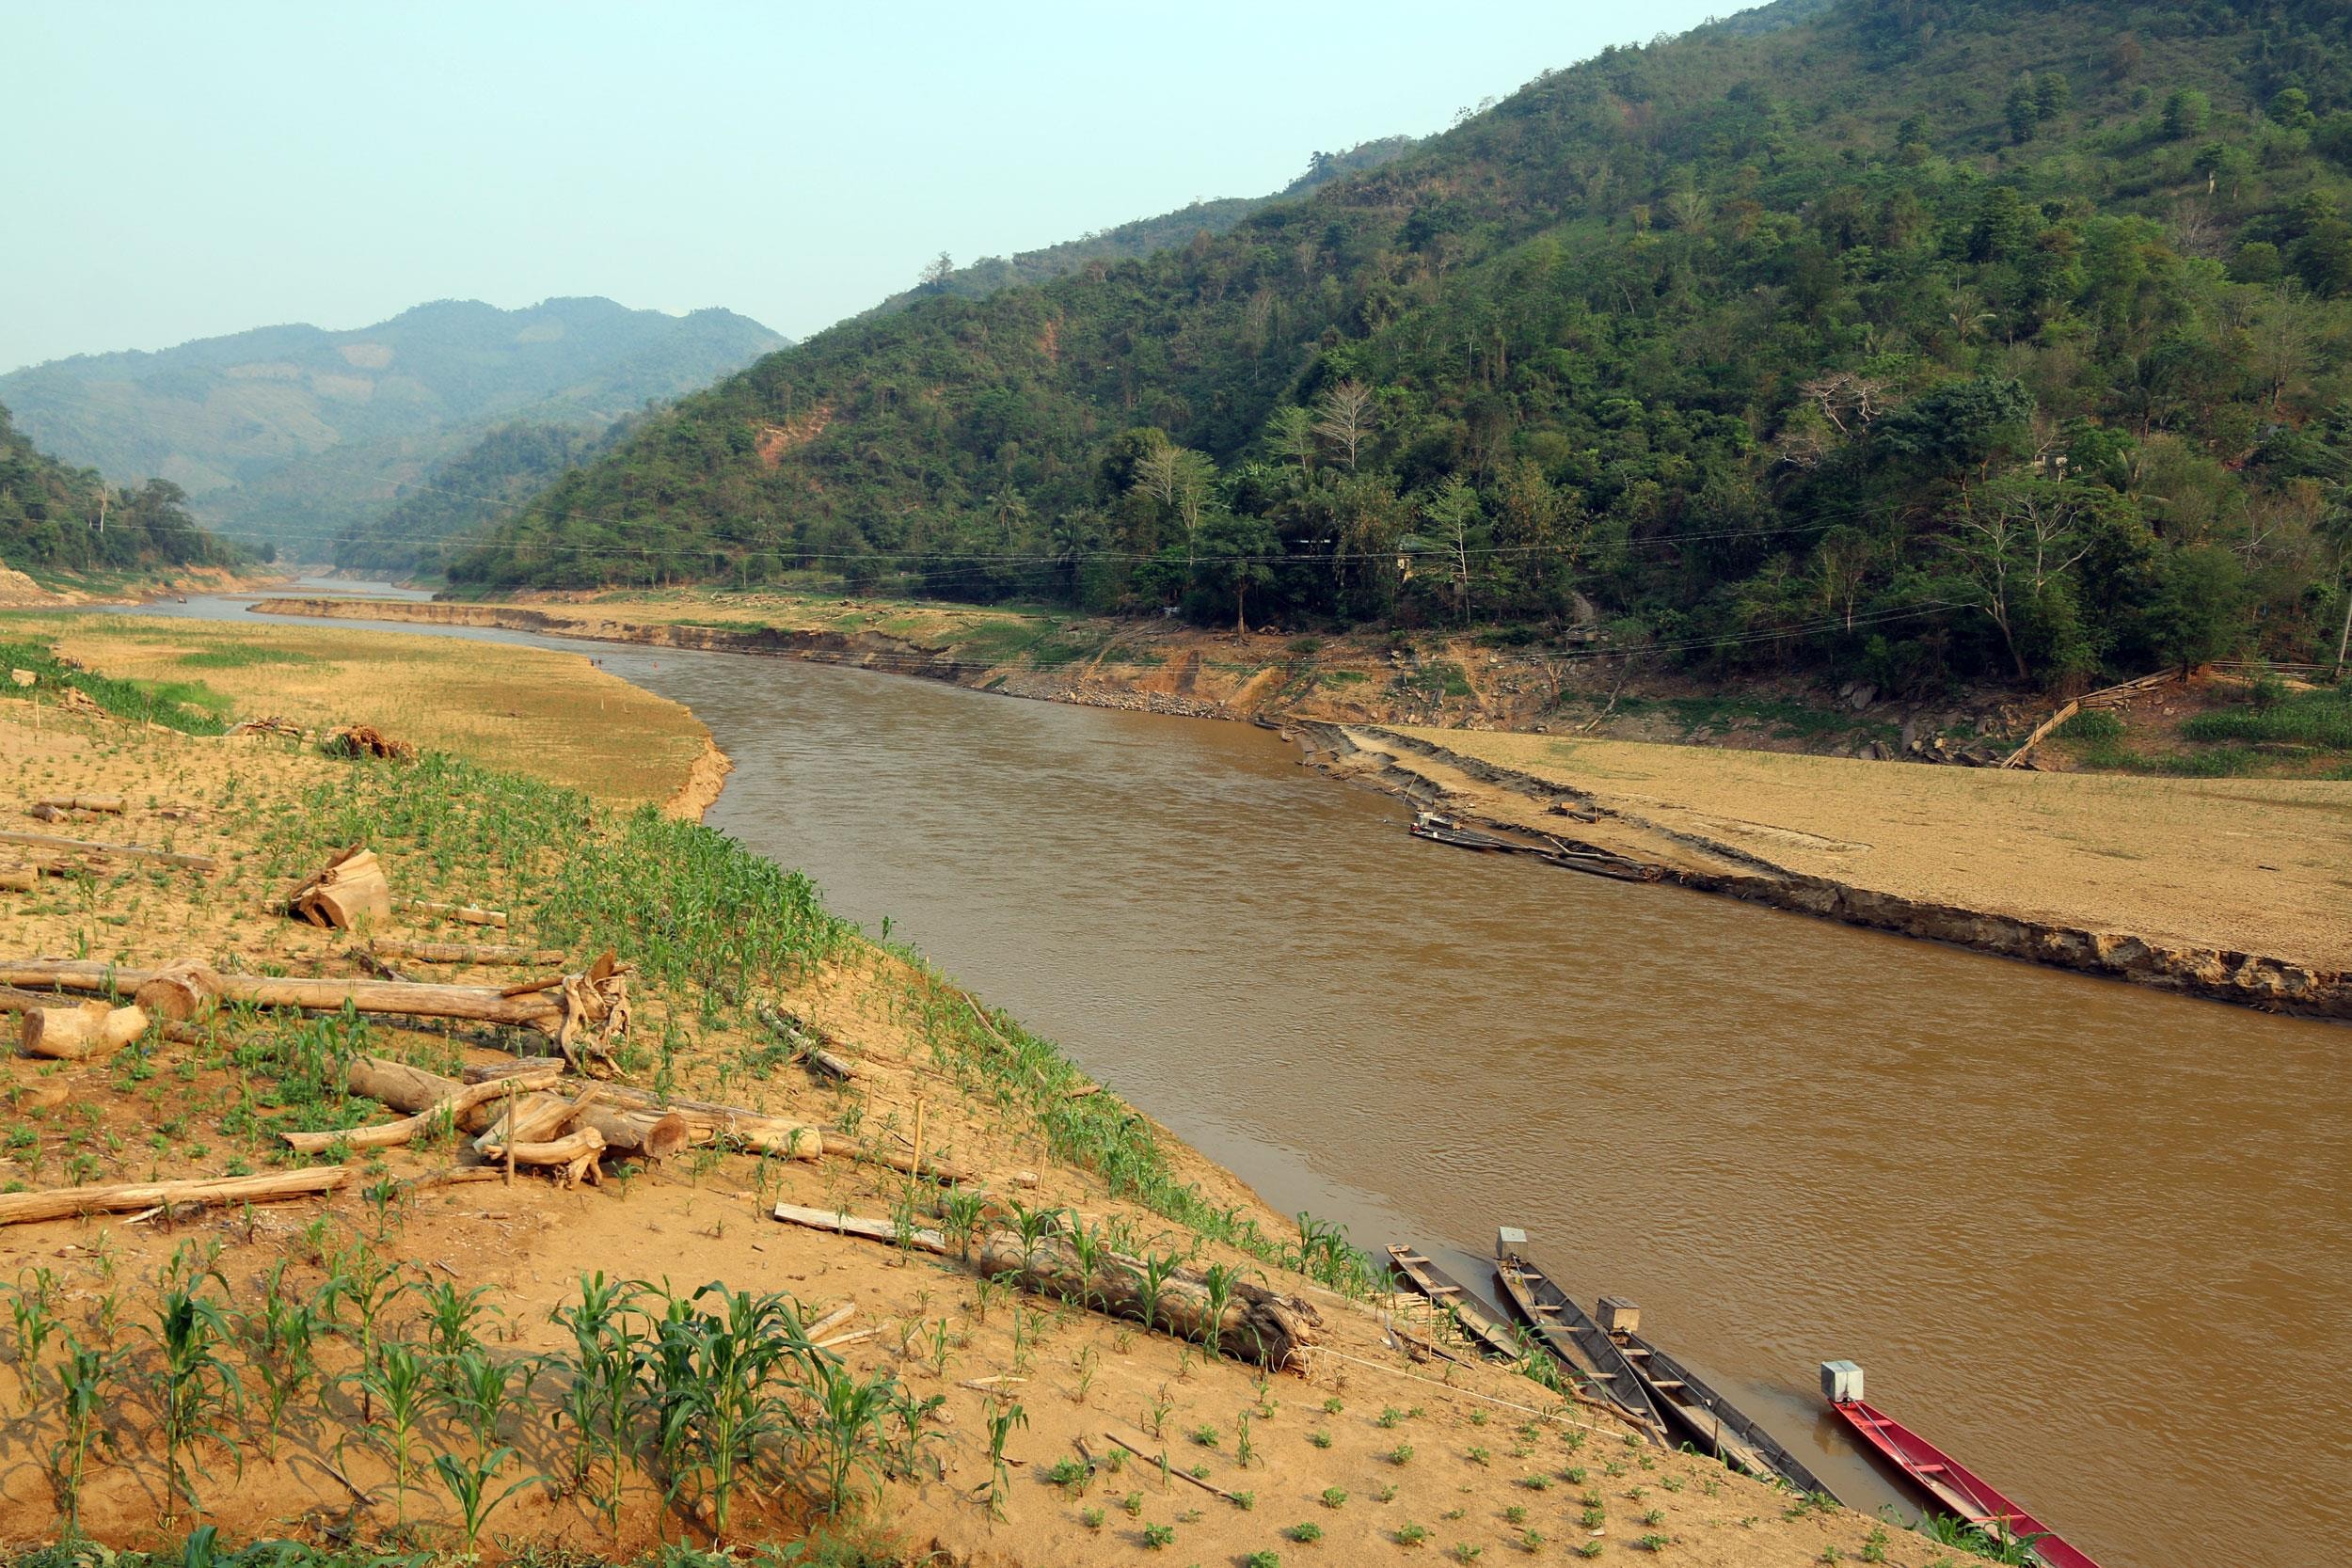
[1820,1362,2103,1568]
[1597,1299,1836,1497]
[1385,1243,1526,1363]
[1492,1228,1665,1440]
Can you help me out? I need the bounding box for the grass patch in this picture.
[0,636,230,734]
[173,645,329,670]
[2180,688,2352,751]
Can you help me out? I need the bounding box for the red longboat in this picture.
[1826,1378,2103,1568]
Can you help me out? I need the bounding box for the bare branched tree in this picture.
[1313,380,1378,471]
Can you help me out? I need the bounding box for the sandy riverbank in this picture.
[0,621,1905,1567]
[252,593,2349,1022]
[1314,724,2352,1018]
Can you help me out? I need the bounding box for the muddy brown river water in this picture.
[142,593,2352,1567]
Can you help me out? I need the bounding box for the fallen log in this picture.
[21,1000,151,1060]
[571,1080,823,1160]
[772,1201,946,1252]
[402,900,508,928]
[471,1086,602,1156]
[0,1166,351,1227]
[0,960,565,1032]
[0,866,36,892]
[355,1057,685,1158]
[32,795,124,816]
[974,1231,1321,1370]
[134,962,221,1022]
[484,1125,605,1186]
[373,941,567,966]
[770,1202,1319,1370]
[0,830,215,872]
[280,1065,561,1154]
[287,846,391,931]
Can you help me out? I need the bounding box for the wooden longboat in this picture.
[1384,1243,1526,1363]
[1604,1312,1836,1497]
[1491,1231,1666,1441]
[1825,1368,2103,1568]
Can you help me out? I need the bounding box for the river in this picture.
[131,589,2351,1568]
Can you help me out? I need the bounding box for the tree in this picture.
[2270,87,2316,132]
[1193,510,1278,633]
[1946,478,2097,682]
[919,253,955,290]
[2163,89,2212,141]
[2034,71,2071,121]
[1420,476,1484,625]
[1263,404,1316,479]
[2006,76,2039,145]
[1312,380,1377,471]
[1128,438,1216,569]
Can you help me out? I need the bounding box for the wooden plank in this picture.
[0,829,215,871]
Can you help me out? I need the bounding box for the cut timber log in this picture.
[973,1231,1321,1370]
[0,867,35,892]
[485,1125,605,1186]
[133,962,221,1022]
[0,1166,350,1227]
[373,941,567,966]
[575,1080,823,1160]
[288,846,392,931]
[0,960,565,1032]
[471,1087,602,1155]
[21,1000,150,1060]
[360,1058,685,1158]
[31,795,124,815]
[772,1201,946,1252]
[0,829,215,872]
[280,1064,561,1154]
[402,900,508,928]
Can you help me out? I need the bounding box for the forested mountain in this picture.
[0,401,241,574]
[865,139,1420,317]
[454,0,2352,691]
[0,298,783,558]
[332,417,639,576]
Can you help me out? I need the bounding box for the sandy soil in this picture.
[1371,726,2352,974]
[0,634,1907,1567]
[4,612,715,813]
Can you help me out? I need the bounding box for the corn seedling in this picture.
[345,1340,434,1528]
[983,1400,1027,1520]
[241,1261,324,1459]
[48,1334,119,1538]
[146,1269,244,1523]
[432,1445,547,1562]
[1397,1522,1429,1546]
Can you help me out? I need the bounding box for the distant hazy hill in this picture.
[866,139,1420,316]
[0,297,784,556]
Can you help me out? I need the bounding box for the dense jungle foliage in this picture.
[335,416,636,576]
[0,401,244,575]
[453,0,2352,690]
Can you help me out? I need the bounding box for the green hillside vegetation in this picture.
[0,298,783,557]
[332,415,637,576]
[865,139,1420,316]
[0,400,242,577]
[454,0,2352,693]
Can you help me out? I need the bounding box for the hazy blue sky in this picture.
[7,1,1733,372]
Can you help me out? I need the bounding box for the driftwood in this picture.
[280,1065,563,1154]
[818,1129,970,1183]
[0,1166,351,1227]
[0,959,568,1031]
[373,941,567,966]
[21,1000,150,1060]
[489,1125,605,1186]
[0,829,215,872]
[288,846,391,930]
[772,1201,946,1251]
[358,1058,686,1160]
[471,1087,603,1156]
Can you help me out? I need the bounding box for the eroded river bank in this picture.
[123,591,2352,1568]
